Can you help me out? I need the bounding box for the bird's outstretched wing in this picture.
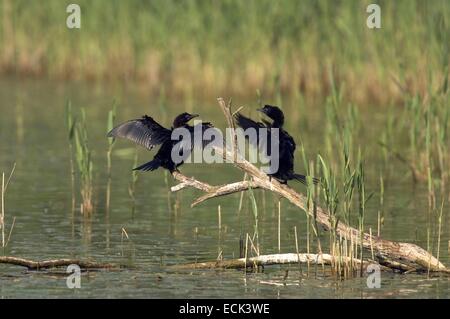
[107,115,171,150]
[234,113,267,147]
[234,113,264,131]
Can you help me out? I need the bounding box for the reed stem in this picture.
[294,226,302,275]
[1,173,4,248]
[277,201,281,254]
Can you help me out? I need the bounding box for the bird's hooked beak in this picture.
[189,113,199,120]
[256,108,264,113]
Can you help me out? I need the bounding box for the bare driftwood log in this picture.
[0,256,119,270]
[171,97,448,273]
[172,253,391,272]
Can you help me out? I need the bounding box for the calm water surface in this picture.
[0,78,448,298]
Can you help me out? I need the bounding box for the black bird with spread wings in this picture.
[107,112,212,173]
[234,105,318,185]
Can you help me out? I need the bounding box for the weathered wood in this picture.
[171,177,259,206]
[170,97,448,273]
[0,256,119,270]
[172,253,391,272]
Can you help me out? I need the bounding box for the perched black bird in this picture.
[234,105,318,185]
[107,112,212,173]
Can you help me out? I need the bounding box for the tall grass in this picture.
[217,205,223,261]
[1,172,4,248]
[0,0,448,103]
[315,98,376,278]
[74,108,94,214]
[355,152,373,275]
[106,102,117,211]
[380,52,449,185]
[315,151,373,277]
[377,173,384,237]
[65,101,76,212]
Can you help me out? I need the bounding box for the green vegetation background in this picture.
[0,0,448,102]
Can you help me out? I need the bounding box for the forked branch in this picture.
[0,256,119,270]
[171,97,448,273]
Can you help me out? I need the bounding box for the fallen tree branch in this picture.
[172,253,392,272]
[0,256,119,270]
[170,97,448,273]
[171,177,259,206]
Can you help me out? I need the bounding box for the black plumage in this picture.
[107,112,212,173]
[234,105,318,185]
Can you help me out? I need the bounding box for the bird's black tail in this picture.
[292,173,320,185]
[133,159,161,172]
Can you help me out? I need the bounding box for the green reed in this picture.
[342,142,356,227]
[355,152,367,275]
[379,110,394,170]
[300,141,311,253]
[387,74,450,186]
[217,205,223,261]
[74,108,94,214]
[247,186,260,256]
[277,201,281,253]
[1,172,4,248]
[300,140,320,259]
[377,172,384,237]
[317,155,340,267]
[293,226,303,276]
[436,199,444,268]
[323,69,361,170]
[106,103,116,176]
[314,142,374,277]
[324,74,342,160]
[106,102,117,211]
[65,101,76,211]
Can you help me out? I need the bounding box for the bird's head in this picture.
[173,112,199,128]
[257,105,284,126]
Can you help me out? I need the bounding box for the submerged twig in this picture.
[1,163,16,248]
[0,256,120,270]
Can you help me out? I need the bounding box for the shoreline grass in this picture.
[74,108,94,215]
[0,0,448,104]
